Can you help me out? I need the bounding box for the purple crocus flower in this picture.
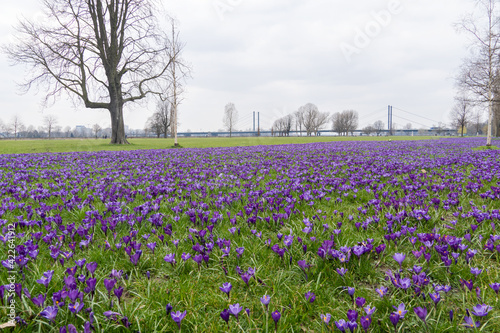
[164,253,176,267]
[220,282,232,299]
[489,283,500,295]
[376,286,388,298]
[113,286,124,301]
[220,309,230,325]
[271,310,281,330]
[229,303,243,320]
[336,267,348,277]
[393,303,407,318]
[320,313,331,325]
[360,316,371,332]
[86,262,97,276]
[390,312,400,327]
[462,316,481,328]
[68,301,84,315]
[104,279,116,296]
[166,303,173,316]
[393,253,406,269]
[129,250,142,266]
[414,307,427,325]
[363,305,376,317]
[335,319,347,332]
[470,304,493,317]
[347,320,358,333]
[429,292,441,306]
[347,309,358,322]
[31,294,46,308]
[305,291,316,303]
[171,310,186,330]
[40,306,58,322]
[36,270,54,289]
[260,295,271,309]
[146,242,157,254]
[181,253,191,261]
[355,297,366,308]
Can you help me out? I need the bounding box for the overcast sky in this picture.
[0,0,477,132]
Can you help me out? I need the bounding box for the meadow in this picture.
[0,136,443,154]
[0,137,499,332]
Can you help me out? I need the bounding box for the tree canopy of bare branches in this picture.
[223,103,238,137]
[5,0,180,144]
[455,0,500,145]
[450,95,473,136]
[332,110,359,136]
[299,103,329,136]
[273,114,293,137]
[146,100,172,138]
[373,120,385,136]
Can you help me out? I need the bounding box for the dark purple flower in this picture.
[305,291,316,303]
[104,278,116,295]
[114,286,124,301]
[31,294,46,308]
[271,310,281,330]
[390,312,400,329]
[414,306,427,323]
[86,262,97,276]
[146,242,157,254]
[355,297,366,308]
[166,303,173,316]
[360,316,371,332]
[129,250,142,266]
[220,309,230,324]
[347,309,358,322]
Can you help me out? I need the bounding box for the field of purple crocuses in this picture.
[1,138,500,332]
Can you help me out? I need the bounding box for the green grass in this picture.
[0,136,445,154]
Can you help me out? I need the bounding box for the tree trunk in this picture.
[109,87,128,144]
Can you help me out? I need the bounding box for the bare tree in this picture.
[92,124,102,139]
[156,100,172,138]
[294,109,304,136]
[145,113,163,138]
[43,114,58,139]
[403,123,413,130]
[373,120,385,136]
[223,103,238,137]
[455,0,500,146]
[5,0,179,144]
[166,19,190,146]
[450,95,473,137]
[362,125,375,136]
[9,115,25,139]
[300,103,329,136]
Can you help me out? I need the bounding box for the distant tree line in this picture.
[272,103,360,137]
